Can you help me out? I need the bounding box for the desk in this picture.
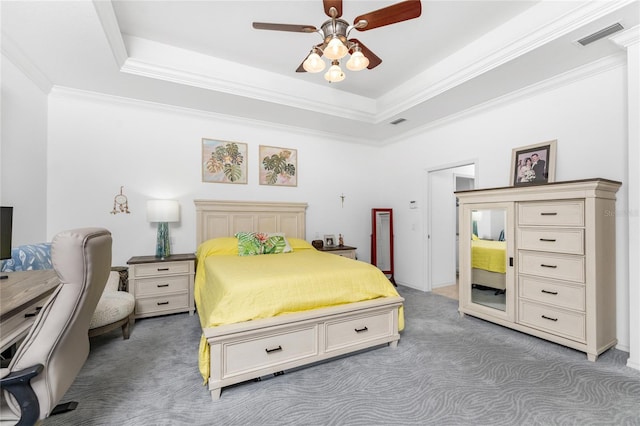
[0,270,60,352]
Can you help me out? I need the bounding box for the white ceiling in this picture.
[2,1,638,146]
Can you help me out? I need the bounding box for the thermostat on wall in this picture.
[409,201,417,209]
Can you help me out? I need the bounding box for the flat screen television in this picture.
[1,206,13,278]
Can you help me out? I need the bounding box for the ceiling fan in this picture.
[252,0,422,83]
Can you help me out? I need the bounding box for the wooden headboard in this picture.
[194,200,308,246]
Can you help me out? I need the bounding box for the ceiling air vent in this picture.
[390,118,407,125]
[576,23,624,46]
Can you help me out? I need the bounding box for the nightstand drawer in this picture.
[132,261,192,278]
[518,201,584,227]
[134,275,190,297]
[519,276,585,311]
[517,228,584,255]
[519,251,584,283]
[325,310,393,352]
[224,326,318,377]
[136,293,189,315]
[519,300,585,342]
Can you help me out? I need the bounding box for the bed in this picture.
[471,239,506,291]
[194,200,404,400]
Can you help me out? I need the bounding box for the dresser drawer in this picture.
[519,300,585,342]
[134,275,190,297]
[519,252,585,283]
[517,228,584,254]
[325,310,393,352]
[224,326,318,377]
[519,276,584,311]
[132,261,192,278]
[518,201,584,227]
[136,293,189,315]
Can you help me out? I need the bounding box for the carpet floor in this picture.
[43,286,640,425]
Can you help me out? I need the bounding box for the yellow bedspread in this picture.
[471,239,507,274]
[194,249,403,382]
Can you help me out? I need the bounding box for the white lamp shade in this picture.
[147,200,180,223]
[346,50,369,71]
[324,63,345,83]
[303,52,326,73]
[324,37,348,60]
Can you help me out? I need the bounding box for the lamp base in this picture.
[155,222,170,259]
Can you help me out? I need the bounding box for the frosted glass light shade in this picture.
[346,50,369,71]
[324,37,348,60]
[303,52,326,73]
[324,62,345,83]
[147,200,179,223]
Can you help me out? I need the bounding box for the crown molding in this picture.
[610,25,640,48]
[1,32,52,94]
[383,53,626,146]
[376,0,637,123]
[48,86,372,146]
[92,0,128,68]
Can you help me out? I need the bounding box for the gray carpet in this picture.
[44,286,640,426]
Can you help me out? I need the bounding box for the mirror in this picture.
[371,208,395,285]
[470,208,507,311]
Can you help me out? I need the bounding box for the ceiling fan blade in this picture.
[296,44,325,73]
[323,0,342,18]
[252,22,317,33]
[353,0,422,31]
[349,39,382,69]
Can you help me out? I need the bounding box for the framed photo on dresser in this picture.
[511,140,557,186]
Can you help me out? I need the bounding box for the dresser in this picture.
[317,245,357,259]
[456,178,621,361]
[127,253,196,319]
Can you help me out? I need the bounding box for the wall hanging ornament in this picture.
[111,186,131,214]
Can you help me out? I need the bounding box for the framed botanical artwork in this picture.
[324,234,336,247]
[202,139,247,184]
[511,140,557,186]
[259,145,297,187]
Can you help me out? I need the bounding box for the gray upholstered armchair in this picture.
[0,228,112,425]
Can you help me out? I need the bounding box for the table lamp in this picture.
[147,200,179,259]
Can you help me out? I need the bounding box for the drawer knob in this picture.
[539,238,556,242]
[540,264,557,269]
[541,289,558,295]
[541,315,558,322]
[157,301,169,306]
[354,326,369,333]
[265,345,283,354]
[540,212,558,216]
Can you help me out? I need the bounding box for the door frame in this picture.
[424,160,478,292]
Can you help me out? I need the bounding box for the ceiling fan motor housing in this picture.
[321,19,349,45]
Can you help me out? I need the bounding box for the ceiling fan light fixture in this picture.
[324,36,348,60]
[303,51,326,73]
[346,48,369,71]
[324,60,345,83]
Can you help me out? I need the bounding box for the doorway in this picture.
[425,162,476,298]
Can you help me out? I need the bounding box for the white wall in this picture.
[377,64,630,350]
[46,90,381,266]
[0,54,48,245]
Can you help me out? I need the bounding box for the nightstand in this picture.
[127,253,196,319]
[317,245,357,260]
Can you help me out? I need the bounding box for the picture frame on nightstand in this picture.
[324,234,336,247]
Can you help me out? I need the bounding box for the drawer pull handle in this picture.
[539,238,556,242]
[265,345,282,354]
[157,301,169,306]
[540,212,558,216]
[540,264,557,269]
[157,284,169,288]
[541,315,558,322]
[541,289,558,295]
[354,326,369,333]
[24,311,38,318]
[157,268,170,271]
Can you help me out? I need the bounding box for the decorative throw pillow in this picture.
[235,232,289,256]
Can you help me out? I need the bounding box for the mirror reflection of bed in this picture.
[470,208,507,311]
